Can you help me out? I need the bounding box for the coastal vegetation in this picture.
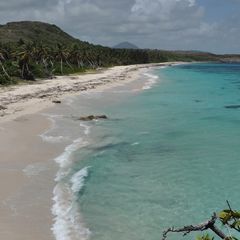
[0,21,239,85]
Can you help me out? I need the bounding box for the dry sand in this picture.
[0,62,179,240]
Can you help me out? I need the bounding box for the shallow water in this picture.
[44,63,240,240]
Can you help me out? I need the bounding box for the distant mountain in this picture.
[0,21,83,46]
[113,42,139,49]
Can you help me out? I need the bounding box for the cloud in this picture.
[0,0,239,53]
[128,0,205,32]
[131,0,197,20]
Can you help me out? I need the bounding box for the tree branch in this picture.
[162,213,228,240]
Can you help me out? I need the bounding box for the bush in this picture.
[0,74,17,85]
[4,61,20,77]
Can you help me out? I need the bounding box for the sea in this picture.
[41,63,240,240]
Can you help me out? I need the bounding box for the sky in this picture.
[0,0,240,54]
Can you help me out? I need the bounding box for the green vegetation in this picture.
[0,21,237,85]
[0,21,79,46]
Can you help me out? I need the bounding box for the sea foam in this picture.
[39,114,68,143]
[41,135,69,143]
[52,123,92,240]
[80,123,91,135]
[54,137,87,170]
[40,105,93,240]
[52,169,91,240]
[142,72,159,90]
[71,166,91,193]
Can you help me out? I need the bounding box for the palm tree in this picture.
[54,44,70,74]
[70,44,83,68]
[34,43,53,76]
[0,51,11,79]
[17,42,35,80]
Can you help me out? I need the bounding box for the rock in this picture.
[39,94,47,99]
[97,115,108,119]
[79,115,95,121]
[79,115,108,121]
[225,105,240,109]
[52,100,61,104]
[0,105,7,110]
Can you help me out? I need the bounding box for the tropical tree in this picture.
[54,43,70,74]
[17,42,35,80]
[34,43,54,76]
[70,44,83,68]
[0,50,11,80]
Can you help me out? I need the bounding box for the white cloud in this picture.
[0,0,240,53]
[129,0,204,30]
[131,0,197,18]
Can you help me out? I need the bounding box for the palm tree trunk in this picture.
[0,61,11,79]
[60,58,63,74]
[80,60,84,67]
[21,65,25,79]
[66,60,73,69]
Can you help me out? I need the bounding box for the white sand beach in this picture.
[0,63,178,124]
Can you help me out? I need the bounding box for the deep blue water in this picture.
[70,63,240,240]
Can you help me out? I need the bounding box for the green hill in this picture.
[0,20,236,85]
[0,21,80,46]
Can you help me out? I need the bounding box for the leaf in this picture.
[219,211,228,219]
[196,234,214,240]
[219,211,232,224]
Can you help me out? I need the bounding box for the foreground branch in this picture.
[162,213,227,240]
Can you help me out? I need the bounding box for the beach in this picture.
[0,114,58,240]
[0,62,176,240]
[1,2,239,239]
[0,63,174,124]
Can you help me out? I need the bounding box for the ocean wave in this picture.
[52,170,91,240]
[142,72,159,90]
[39,113,64,142]
[41,107,93,239]
[53,135,91,240]
[55,138,88,171]
[80,123,91,135]
[71,166,91,193]
[41,135,69,143]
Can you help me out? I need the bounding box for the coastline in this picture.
[0,63,181,124]
[0,62,181,240]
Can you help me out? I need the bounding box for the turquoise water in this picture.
[70,63,240,240]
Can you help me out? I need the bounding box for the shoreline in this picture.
[0,62,181,240]
[0,62,182,124]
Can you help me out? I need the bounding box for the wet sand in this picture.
[0,114,64,239]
